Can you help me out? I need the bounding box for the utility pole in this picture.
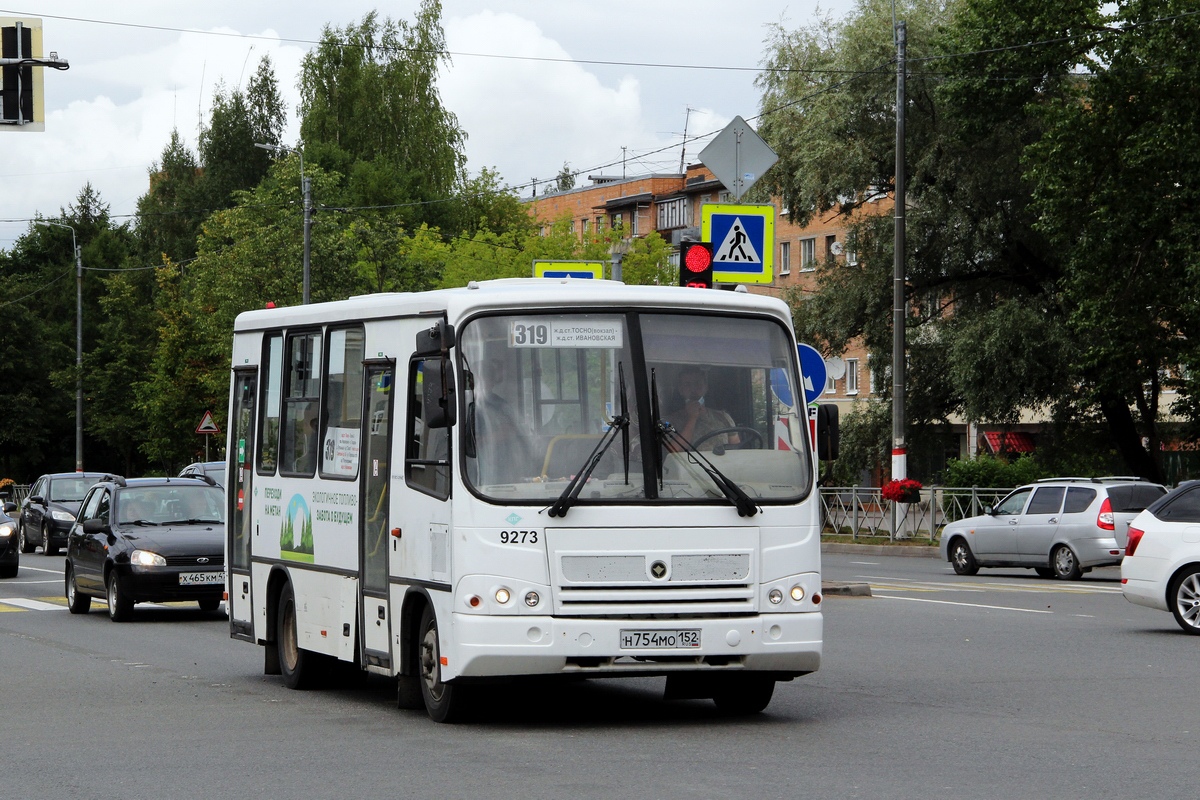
[892,20,907,481]
[302,175,312,305]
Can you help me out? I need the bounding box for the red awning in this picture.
[983,431,1035,454]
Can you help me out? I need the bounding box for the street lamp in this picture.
[255,142,311,304]
[34,219,83,472]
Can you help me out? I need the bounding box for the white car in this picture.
[1121,480,1200,634]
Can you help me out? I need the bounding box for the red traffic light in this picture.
[679,242,713,288]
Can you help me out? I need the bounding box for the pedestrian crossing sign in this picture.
[701,203,774,284]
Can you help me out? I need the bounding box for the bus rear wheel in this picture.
[278,582,318,689]
[418,604,471,723]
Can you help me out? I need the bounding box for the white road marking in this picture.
[15,565,64,574]
[849,561,880,566]
[856,575,1122,594]
[874,594,1053,613]
[0,597,64,611]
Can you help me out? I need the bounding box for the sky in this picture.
[0,1,858,250]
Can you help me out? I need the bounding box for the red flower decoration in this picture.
[882,478,923,503]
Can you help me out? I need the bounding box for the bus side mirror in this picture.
[817,403,839,461]
[423,358,456,429]
[415,319,456,357]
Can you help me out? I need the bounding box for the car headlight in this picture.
[0,522,14,538]
[131,549,166,567]
[51,510,77,522]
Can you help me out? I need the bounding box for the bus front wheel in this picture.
[418,604,472,723]
[712,675,776,715]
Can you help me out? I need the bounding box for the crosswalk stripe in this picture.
[0,598,65,611]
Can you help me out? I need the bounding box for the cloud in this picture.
[441,11,658,190]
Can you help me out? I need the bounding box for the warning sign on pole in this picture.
[196,411,220,435]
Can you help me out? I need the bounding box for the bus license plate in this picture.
[619,629,701,650]
[178,571,224,586]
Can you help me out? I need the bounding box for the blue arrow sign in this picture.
[797,343,827,405]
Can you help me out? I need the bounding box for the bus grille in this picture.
[555,583,755,618]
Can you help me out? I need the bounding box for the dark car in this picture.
[1,500,19,578]
[19,472,107,556]
[179,460,226,487]
[65,476,226,621]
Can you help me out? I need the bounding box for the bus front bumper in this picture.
[443,611,822,681]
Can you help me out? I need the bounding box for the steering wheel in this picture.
[691,426,765,451]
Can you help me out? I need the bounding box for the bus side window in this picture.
[280,332,323,476]
[406,358,450,499]
[320,326,365,479]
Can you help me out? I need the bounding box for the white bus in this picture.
[225,278,826,721]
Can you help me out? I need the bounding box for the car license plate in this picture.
[178,571,224,586]
[619,629,701,649]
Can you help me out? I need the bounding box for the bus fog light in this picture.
[495,588,511,605]
[524,591,540,607]
[790,585,805,602]
[768,588,783,605]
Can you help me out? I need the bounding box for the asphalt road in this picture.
[1,550,1193,799]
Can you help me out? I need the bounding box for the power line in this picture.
[0,8,882,75]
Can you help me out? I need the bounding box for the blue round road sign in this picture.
[797,343,827,405]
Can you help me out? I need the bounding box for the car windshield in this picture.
[208,466,226,487]
[49,476,102,503]
[117,485,225,525]
[459,311,811,505]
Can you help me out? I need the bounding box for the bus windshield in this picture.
[459,311,811,505]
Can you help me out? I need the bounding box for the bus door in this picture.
[359,362,395,668]
[228,369,257,640]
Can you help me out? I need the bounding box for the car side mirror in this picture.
[30,495,46,505]
[82,518,109,535]
[2,501,15,514]
[983,505,995,516]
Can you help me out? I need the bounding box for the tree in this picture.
[555,162,576,193]
[198,55,287,211]
[299,4,466,231]
[757,0,1196,481]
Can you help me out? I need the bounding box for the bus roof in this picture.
[232,278,793,332]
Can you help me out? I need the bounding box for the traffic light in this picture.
[1,22,34,123]
[679,241,714,289]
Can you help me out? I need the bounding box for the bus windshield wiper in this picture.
[547,363,630,518]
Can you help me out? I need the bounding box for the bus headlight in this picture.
[790,585,805,602]
[768,588,783,605]
[524,591,540,607]
[494,588,511,605]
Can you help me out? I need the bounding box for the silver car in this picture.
[939,477,1166,580]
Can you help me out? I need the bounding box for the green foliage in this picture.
[940,454,1044,489]
[827,401,891,486]
[759,0,1200,481]
[298,4,465,230]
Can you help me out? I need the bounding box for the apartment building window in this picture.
[825,374,837,395]
[719,191,734,202]
[595,216,604,232]
[825,235,837,261]
[611,212,624,230]
[846,358,859,395]
[569,220,575,234]
[582,218,590,234]
[800,238,816,271]
[779,241,791,276]
[657,197,688,230]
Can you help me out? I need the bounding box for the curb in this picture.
[822,542,940,559]
[821,581,872,597]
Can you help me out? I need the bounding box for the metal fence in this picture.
[1,484,30,505]
[819,486,1011,541]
